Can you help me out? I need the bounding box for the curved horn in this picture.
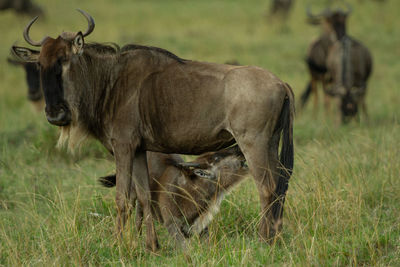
[77,9,95,37]
[23,16,47,47]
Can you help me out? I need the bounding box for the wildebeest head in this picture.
[340,91,358,122]
[307,4,351,41]
[270,0,293,16]
[7,57,41,102]
[11,9,94,126]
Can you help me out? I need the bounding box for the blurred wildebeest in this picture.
[100,145,248,247]
[269,0,294,18]
[300,6,336,110]
[7,56,43,111]
[13,10,294,251]
[0,0,42,16]
[302,5,372,122]
[323,8,373,123]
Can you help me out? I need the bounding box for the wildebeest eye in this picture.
[193,169,215,179]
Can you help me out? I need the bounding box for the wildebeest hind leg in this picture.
[236,135,281,243]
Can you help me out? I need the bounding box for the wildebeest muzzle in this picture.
[45,103,71,126]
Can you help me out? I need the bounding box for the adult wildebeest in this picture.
[13,10,294,251]
[269,0,294,18]
[0,0,42,16]
[7,56,43,111]
[301,5,372,123]
[323,10,373,123]
[100,145,249,247]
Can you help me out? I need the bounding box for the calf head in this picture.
[11,9,94,126]
[177,145,248,191]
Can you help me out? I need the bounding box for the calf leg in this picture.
[164,217,188,249]
[131,151,159,251]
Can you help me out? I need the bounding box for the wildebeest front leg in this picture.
[113,142,134,236]
[132,151,159,251]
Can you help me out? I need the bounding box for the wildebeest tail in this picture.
[275,83,295,196]
[98,174,116,187]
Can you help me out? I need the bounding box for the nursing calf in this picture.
[100,146,248,246]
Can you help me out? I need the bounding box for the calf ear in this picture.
[193,169,216,180]
[11,46,39,62]
[72,32,84,55]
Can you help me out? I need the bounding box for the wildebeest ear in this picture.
[72,32,84,55]
[193,169,215,180]
[11,46,39,62]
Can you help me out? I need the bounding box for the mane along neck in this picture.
[58,42,184,152]
[62,46,118,149]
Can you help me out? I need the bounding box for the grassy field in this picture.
[1,0,399,265]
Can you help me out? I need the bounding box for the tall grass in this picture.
[0,0,399,265]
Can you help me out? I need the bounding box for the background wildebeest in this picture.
[7,56,43,111]
[13,10,294,251]
[0,0,43,16]
[301,3,372,123]
[269,0,294,18]
[100,145,249,247]
[323,10,373,123]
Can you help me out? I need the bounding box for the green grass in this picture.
[1,0,399,265]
